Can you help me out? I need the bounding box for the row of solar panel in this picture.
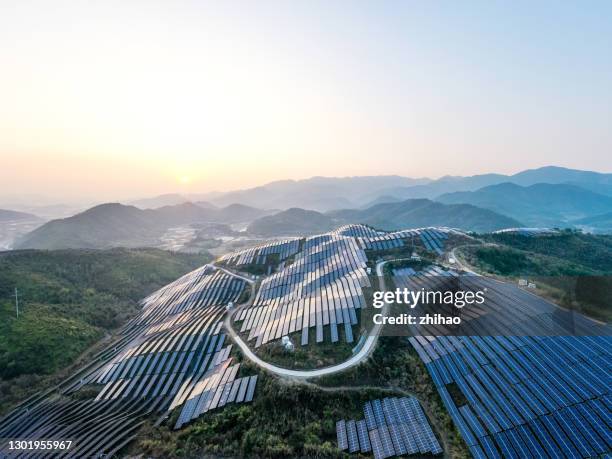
[492,228,558,237]
[333,223,381,238]
[410,334,611,458]
[136,268,245,327]
[0,397,165,459]
[218,238,300,265]
[357,227,450,254]
[174,360,257,429]
[0,265,259,457]
[337,397,442,458]
[394,266,600,336]
[235,234,370,347]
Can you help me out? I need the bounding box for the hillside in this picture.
[14,202,269,250]
[0,209,41,223]
[206,176,430,211]
[331,199,521,232]
[482,230,612,273]
[437,182,612,227]
[15,203,164,249]
[459,231,612,321]
[572,211,612,233]
[247,208,338,236]
[128,193,190,209]
[0,248,211,413]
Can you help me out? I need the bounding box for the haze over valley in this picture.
[0,165,610,252]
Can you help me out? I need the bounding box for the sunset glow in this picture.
[1,1,611,202]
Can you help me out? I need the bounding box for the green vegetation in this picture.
[437,182,612,227]
[315,336,469,458]
[254,333,355,370]
[458,232,612,321]
[319,337,467,457]
[247,208,337,236]
[482,230,612,273]
[0,248,211,413]
[329,198,521,233]
[134,363,404,458]
[463,245,593,277]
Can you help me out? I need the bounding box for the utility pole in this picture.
[14,288,19,318]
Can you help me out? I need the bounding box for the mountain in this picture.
[208,176,430,211]
[123,167,611,213]
[563,181,612,197]
[360,195,403,208]
[0,210,45,251]
[247,208,338,236]
[329,199,521,232]
[14,202,270,250]
[510,166,612,186]
[215,203,273,223]
[437,182,612,227]
[0,209,42,223]
[572,212,612,233]
[248,199,520,236]
[364,166,612,203]
[194,200,218,210]
[15,203,165,249]
[128,193,189,209]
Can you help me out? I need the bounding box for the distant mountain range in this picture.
[196,176,430,211]
[248,199,521,236]
[182,166,612,212]
[437,183,612,227]
[14,202,270,250]
[8,166,612,249]
[572,212,612,234]
[0,209,42,223]
[248,208,340,236]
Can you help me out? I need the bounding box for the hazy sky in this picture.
[1,1,611,201]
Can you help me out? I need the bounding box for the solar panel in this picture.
[346,420,359,452]
[336,420,348,450]
[356,419,371,452]
[245,375,257,402]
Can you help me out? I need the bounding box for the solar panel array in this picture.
[410,335,612,458]
[0,397,165,458]
[492,228,559,237]
[217,238,301,266]
[235,233,371,347]
[393,266,605,336]
[358,227,452,254]
[337,397,442,458]
[333,224,381,238]
[0,264,258,457]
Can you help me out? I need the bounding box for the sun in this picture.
[179,176,191,185]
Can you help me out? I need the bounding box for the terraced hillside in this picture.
[0,224,609,458]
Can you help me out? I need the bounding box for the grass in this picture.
[0,248,212,414]
[254,332,356,370]
[132,362,409,459]
[129,336,469,458]
[315,336,470,458]
[456,240,612,322]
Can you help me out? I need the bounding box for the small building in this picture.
[281,335,294,351]
[366,267,372,275]
[226,301,234,310]
[518,279,528,287]
[528,282,537,289]
[411,252,421,261]
[448,257,456,264]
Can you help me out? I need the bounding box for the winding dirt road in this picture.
[219,260,391,379]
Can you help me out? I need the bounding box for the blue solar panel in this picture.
[336,420,348,451]
[410,333,612,459]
